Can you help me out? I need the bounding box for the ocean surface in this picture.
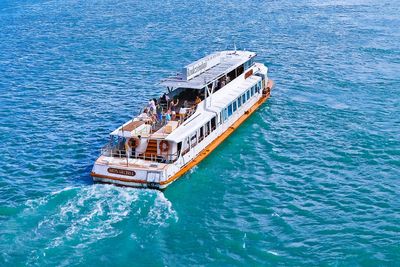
[0,0,399,266]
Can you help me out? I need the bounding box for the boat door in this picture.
[255,73,265,89]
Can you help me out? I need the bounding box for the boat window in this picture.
[211,117,216,131]
[205,122,210,137]
[227,69,236,81]
[251,85,255,96]
[244,60,250,70]
[233,101,237,112]
[228,104,233,117]
[241,94,245,104]
[224,108,228,121]
[246,90,250,100]
[199,126,204,141]
[238,97,242,108]
[182,137,190,155]
[236,64,244,76]
[177,142,182,156]
[190,133,197,148]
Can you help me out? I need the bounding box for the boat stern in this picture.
[90,156,175,189]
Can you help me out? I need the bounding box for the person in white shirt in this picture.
[148,99,156,114]
[138,108,149,120]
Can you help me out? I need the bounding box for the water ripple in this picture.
[1,0,399,265]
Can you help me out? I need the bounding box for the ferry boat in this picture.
[91,50,274,189]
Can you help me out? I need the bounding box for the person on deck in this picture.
[161,93,170,105]
[156,103,163,123]
[148,99,156,114]
[169,98,179,120]
[138,108,149,121]
[195,95,201,105]
[165,110,171,123]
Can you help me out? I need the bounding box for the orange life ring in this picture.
[128,138,139,148]
[159,140,169,152]
[266,79,274,90]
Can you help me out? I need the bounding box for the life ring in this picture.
[159,140,169,152]
[128,138,139,148]
[266,79,274,90]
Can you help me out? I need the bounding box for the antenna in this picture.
[234,41,237,53]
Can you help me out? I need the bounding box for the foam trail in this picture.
[143,191,179,226]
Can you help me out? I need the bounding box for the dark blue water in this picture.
[1,0,399,265]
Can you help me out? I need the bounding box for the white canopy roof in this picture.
[160,50,256,90]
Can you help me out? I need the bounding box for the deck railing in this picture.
[146,106,196,134]
[101,145,179,163]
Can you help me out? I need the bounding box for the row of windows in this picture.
[244,58,255,71]
[220,81,262,123]
[182,117,217,155]
[180,79,262,156]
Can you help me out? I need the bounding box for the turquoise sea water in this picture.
[1,0,399,265]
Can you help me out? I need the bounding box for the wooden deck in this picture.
[123,120,144,131]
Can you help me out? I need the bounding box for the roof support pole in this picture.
[203,85,207,109]
[204,81,215,108]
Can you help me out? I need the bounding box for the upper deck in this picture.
[109,50,261,141]
[160,50,256,90]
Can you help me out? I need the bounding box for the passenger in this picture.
[170,98,179,120]
[165,110,171,123]
[183,100,189,108]
[151,112,157,124]
[195,95,201,105]
[215,80,220,90]
[138,108,149,120]
[156,103,163,122]
[161,93,170,104]
[148,99,156,114]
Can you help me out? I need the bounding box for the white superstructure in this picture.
[91,50,273,189]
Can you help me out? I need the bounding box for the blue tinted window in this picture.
[244,61,249,70]
[249,58,254,65]
[246,90,250,99]
[228,105,233,116]
[238,97,242,108]
[233,101,237,112]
